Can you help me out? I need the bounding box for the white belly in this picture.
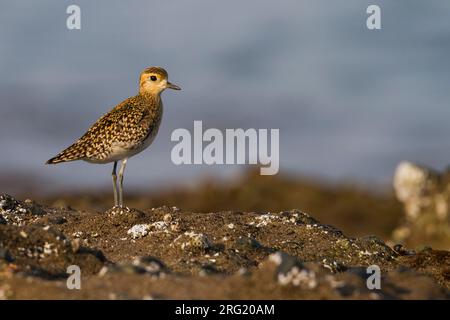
[85,133,158,164]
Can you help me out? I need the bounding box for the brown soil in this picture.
[38,171,404,240]
[0,194,448,300]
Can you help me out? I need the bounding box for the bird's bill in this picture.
[166,82,181,90]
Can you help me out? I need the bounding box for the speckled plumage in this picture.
[46,93,162,164]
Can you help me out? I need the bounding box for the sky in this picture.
[1,0,450,192]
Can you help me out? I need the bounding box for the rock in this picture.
[0,246,14,263]
[0,194,47,226]
[393,244,415,256]
[175,231,212,252]
[127,224,151,239]
[199,263,221,276]
[269,252,317,288]
[132,256,169,275]
[393,161,450,249]
[100,256,169,278]
[0,224,105,278]
[235,236,262,250]
[48,216,67,225]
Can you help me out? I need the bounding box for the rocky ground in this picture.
[0,193,449,300]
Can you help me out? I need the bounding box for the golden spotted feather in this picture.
[46,94,162,164]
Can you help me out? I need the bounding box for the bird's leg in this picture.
[112,161,118,207]
[118,158,128,208]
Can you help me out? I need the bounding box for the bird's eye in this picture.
[150,75,157,81]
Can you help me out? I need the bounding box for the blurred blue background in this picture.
[1,0,450,192]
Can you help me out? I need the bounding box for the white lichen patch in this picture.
[248,211,313,228]
[251,213,279,227]
[278,267,317,288]
[126,220,175,239]
[18,241,60,260]
[358,250,374,257]
[127,224,151,239]
[269,252,318,288]
[322,259,340,273]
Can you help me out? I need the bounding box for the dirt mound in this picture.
[0,194,448,299]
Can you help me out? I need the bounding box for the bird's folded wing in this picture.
[79,104,156,155]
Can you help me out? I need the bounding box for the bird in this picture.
[46,66,180,209]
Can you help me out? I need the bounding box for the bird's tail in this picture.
[46,143,85,165]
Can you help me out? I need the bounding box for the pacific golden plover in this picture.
[46,66,180,208]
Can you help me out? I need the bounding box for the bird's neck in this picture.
[139,92,162,106]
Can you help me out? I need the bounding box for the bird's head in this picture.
[139,66,181,95]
